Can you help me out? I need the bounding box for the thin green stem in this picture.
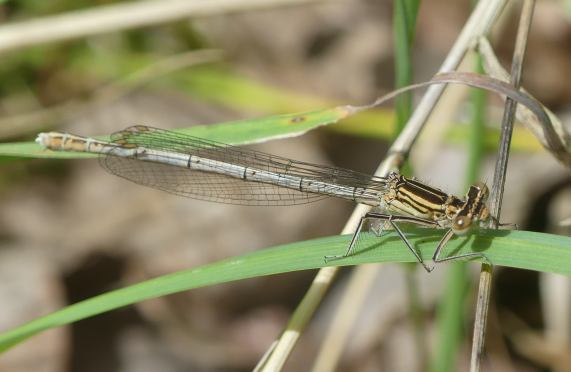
[393,1,425,370]
[393,0,420,136]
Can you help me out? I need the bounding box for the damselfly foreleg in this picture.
[431,229,491,266]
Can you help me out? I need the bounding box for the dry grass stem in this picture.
[471,1,535,371]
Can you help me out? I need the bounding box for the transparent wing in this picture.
[100,125,387,206]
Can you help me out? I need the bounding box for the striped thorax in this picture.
[383,172,490,233]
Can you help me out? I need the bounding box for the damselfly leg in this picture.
[325,212,440,272]
[431,229,492,266]
[491,216,519,230]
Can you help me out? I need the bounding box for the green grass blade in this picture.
[179,67,544,154]
[393,0,424,366]
[177,67,326,113]
[432,263,471,372]
[0,106,355,159]
[393,0,420,135]
[179,68,548,155]
[0,229,569,353]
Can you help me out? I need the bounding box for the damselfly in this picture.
[36,125,491,271]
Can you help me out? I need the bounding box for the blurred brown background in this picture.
[0,1,570,371]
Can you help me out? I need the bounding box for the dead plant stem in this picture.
[470,1,535,371]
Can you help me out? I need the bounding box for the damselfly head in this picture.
[452,181,491,235]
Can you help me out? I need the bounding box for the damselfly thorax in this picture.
[382,172,490,235]
[37,126,492,271]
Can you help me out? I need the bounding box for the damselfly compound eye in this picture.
[452,215,472,235]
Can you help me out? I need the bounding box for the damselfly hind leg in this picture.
[370,218,389,238]
[323,211,381,263]
[346,214,389,257]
